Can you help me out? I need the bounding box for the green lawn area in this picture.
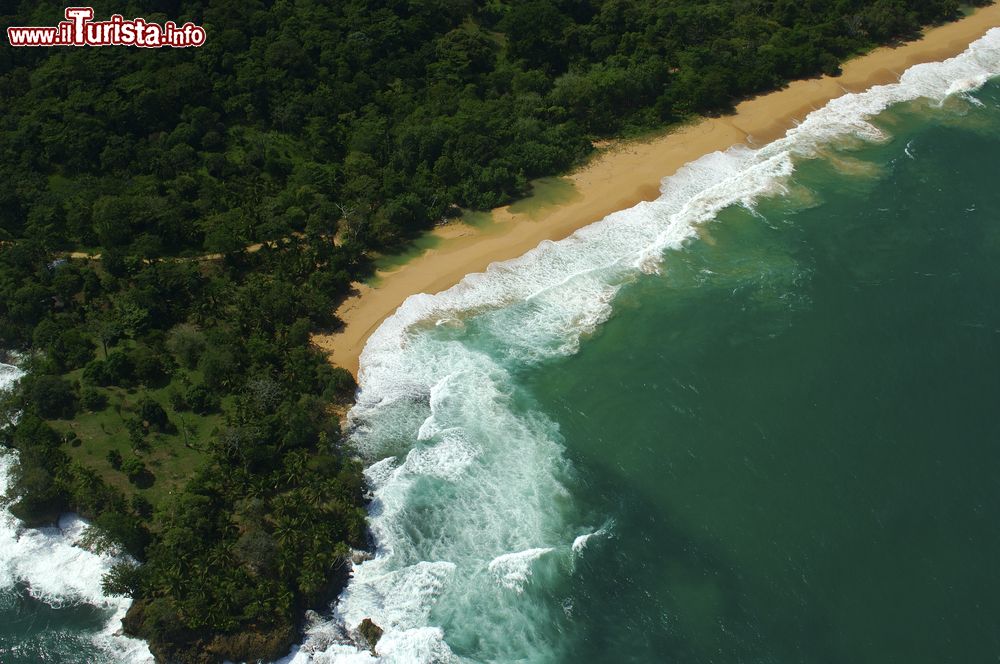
[507,176,581,219]
[371,231,444,275]
[460,209,499,231]
[51,370,228,508]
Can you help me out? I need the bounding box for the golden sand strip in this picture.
[314,3,1000,379]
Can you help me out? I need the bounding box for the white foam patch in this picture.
[282,626,458,664]
[373,627,459,663]
[281,645,377,664]
[0,363,23,394]
[487,547,554,593]
[337,560,457,632]
[572,526,610,555]
[0,364,152,663]
[300,29,1000,663]
[403,434,478,482]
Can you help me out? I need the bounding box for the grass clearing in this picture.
[507,177,581,219]
[53,370,227,508]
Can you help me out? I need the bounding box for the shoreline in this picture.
[313,3,1000,380]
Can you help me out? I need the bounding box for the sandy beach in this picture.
[313,3,1000,379]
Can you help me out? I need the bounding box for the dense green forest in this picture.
[0,0,989,661]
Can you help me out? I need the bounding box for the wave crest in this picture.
[284,28,1000,663]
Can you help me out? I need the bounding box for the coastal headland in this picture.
[313,3,1000,379]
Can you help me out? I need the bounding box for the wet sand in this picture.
[313,3,1000,379]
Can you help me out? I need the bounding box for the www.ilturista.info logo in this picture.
[7,7,206,48]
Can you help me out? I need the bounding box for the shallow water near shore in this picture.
[293,38,1000,663]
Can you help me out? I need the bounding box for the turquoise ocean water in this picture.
[4,30,1000,664]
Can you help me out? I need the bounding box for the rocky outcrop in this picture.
[358,618,383,653]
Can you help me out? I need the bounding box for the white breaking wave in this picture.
[487,547,554,593]
[357,29,1000,398]
[0,364,152,663]
[571,524,611,555]
[288,28,1000,664]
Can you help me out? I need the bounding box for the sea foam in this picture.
[487,547,554,593]
[287,28,1000,664]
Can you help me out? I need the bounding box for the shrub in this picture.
[285,317,312,347]
[322,366,357,404]
[106,449,123,469]
[94,510,150,554]
[185,383,220,415]
[198,346,236,389]
[166,323,206,369]
[8,463,65,525]
[168,389,188,411]
[80,387,108,412]
[126,418,148,451]
[28,375,76,419]
[105,351,134,386]
[52,328,95,371]
[82,358,111,386]
[138,396,169,432]
[103,559,146,597]
[130,494,153,519]
[130,345,169,385]
[120,456,146,483]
